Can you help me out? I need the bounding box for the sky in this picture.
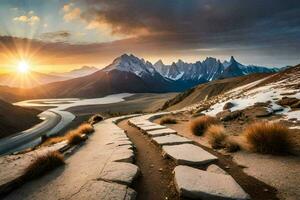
[0,0,300,73]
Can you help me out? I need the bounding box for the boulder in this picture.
[223,102,235,110]
[277,97,299,107]
[217,110,242,121]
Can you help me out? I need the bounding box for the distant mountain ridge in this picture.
[0,54,281,101]
[153,55,278,82]
[51,66,99,78]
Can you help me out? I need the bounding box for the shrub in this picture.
[160,117,177,125]
[42,137,65,146]
[42,123,93,146]
[22,151,64,181]
[205,125,227,149]
[243,122,292,154]
[77,123,94,134]
[66,131,86,145]
[88,114,103,124]
[190,115,220,136]
[224,137,241,152]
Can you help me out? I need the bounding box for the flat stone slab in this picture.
[99,162,139,185]
[152,134,193,146]
[139,124,166,131]
[146,128,177,137]
[207,164,228,175]
[70,180,136,200]
[0,141,68,193]
[174,165,250,200]
[110,149,134,163]
[3,119,138,200]
[162,144,217,165]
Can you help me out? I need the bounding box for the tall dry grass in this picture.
[205,125,227,149]
[190,115,220,136]
[22,151,65,181]
[243,121,293,154]
[159,117,177,125]
[43,123,94,146]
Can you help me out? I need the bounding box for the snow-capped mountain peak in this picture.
[104,54,157,77]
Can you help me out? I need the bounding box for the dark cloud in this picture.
[79,0,300,35]
[39,31,71,42]
[77,0,300,56]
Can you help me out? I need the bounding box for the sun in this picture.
[17,61,30,73]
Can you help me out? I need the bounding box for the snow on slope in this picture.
[183,67,300,122]
[104,54,157,78]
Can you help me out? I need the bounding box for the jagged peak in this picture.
[154,59,164,66]
[230,56,237,63]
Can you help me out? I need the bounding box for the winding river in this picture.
[0,93,133,155]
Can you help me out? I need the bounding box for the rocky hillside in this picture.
[163,64,300,127]
[0,99,42,139]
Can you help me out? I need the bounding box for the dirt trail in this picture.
[118,120,180,200]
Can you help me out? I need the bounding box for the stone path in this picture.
[152,134,193,146]
[147,128,177,137]
[162,144,217,165]
[128,113,250,200]
[3,115,140,200]
[174,165,250,200]
[0,141,69,195]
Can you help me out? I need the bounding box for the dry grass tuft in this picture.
[88,114,103,125]
[205,125,227,149]
[190,115,220,136]
[243,122,293,154]
[224,137,241,152]
[66,131,86,145]
[42,137,65,146]
[160,117,177,125]
[42,123,93,146]
[22,151,64,181]
[77,123,94,135]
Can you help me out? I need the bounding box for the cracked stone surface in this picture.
[152,134,193,146]
[99,162,139,185]
[174,165,250,200]
[70,180,136,200]
[146,128,177,137]
[162,143,217,165]
[3,118,138,200]
[0,141,68,191]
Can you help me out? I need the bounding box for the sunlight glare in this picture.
[17,61,30,73]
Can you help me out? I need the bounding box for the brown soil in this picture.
[118,120,180,200]
[153,116,279,200]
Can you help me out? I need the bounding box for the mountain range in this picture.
[153,56,278,81]
[0,66,99,88]
[0,54,279,101]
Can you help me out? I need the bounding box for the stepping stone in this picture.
[174,165,250,200]
[110,149,134,163]
[152,135,193,146]
[207,164,228,175]
[162,144,217,165]
[99,162,140,186]
[146,128,177,137]
[129,120,153,126]
[139,124,166,131]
